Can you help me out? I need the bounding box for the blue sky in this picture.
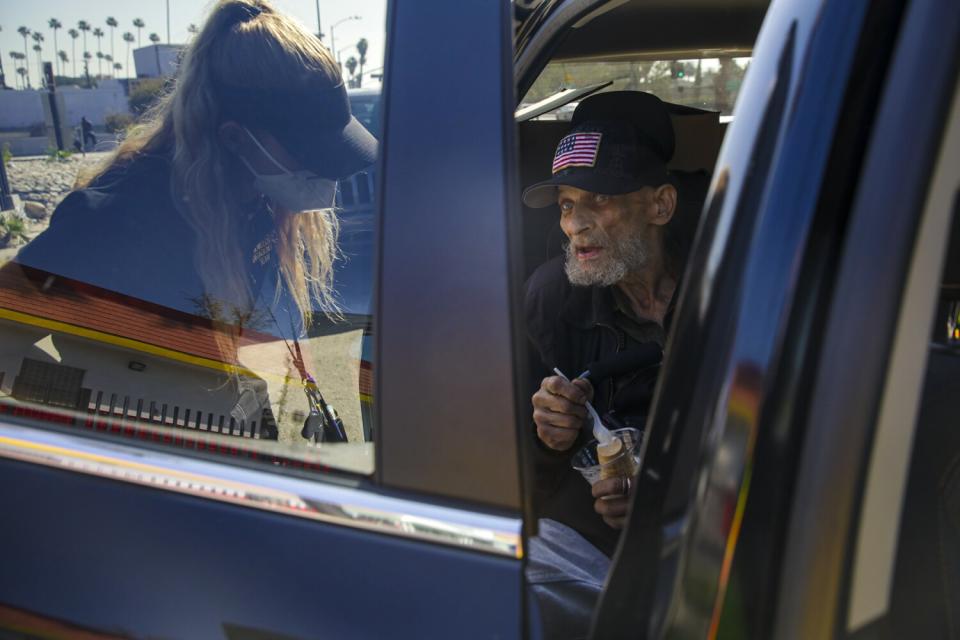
[1,0,386,85]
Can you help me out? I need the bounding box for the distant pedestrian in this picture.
[71,126,84,155]
[80,116,96,151]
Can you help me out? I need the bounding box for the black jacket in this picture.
[15,153,297,336]
[525,256,664,557]
[12,153,295,439]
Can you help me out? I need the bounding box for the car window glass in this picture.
[0,0,385,477]
[517,47,752,640]
[523,57,752,120]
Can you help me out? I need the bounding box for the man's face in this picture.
[557,185,656,287]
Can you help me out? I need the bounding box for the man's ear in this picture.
[649,183,678,226]
[218,121,246,154]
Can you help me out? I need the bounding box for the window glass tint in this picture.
[888,195,960,637]
[0,0,385,476]
[523,57,752,119]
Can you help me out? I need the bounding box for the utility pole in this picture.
[315,0,323,41]
[0,157,13,211]
[44,62,65,152]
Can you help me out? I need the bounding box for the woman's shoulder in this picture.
[83,152,174,206]
[14,153,202,310]
[42,153,175,227]
[22,153,186,256]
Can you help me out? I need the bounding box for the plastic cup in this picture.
[571,427,642,486]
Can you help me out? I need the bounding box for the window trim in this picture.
[0,419,523,559]
[846,66,960,632]
[375,0,523,510]
[771,0,960,636]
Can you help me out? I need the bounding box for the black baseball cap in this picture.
[218,78,378,179]
[522,91,675,208]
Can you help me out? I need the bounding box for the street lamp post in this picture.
[329,15,360,66]
[336,44,356,67]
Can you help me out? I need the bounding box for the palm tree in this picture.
[113,61,122,75]
[345,56,357,86]
[105,17,118,61]
[356,38,368,88]
[133,18,145,47]
[77,20,91,71]
[67,28,78,77]
[48,19,62,76]
[96,52,104,78]
[187,24,199,36]
[16,67,27,89]
[31,44,42,86]
[9,52,22,88]
[10,58,19,89]
[58,50,68,79]
[93,28,104,76]
[16,27,31,87]
[148,33,161,74]
[83,51,92,85]
[123,32,135,78]
[30,32,44,86]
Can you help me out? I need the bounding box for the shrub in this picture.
[45,147,73,163]
[0,214,28,244]
[2,214,25,236]
[128,77,169,116]
[2,143,10,167]
[105,112,135,134]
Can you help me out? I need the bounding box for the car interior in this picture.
[515,0,769,280]
[512,0,770,625]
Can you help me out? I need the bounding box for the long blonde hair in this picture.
[81,0,341,335]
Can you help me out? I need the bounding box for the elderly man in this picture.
[523,91,682,558]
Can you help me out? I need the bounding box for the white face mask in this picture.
[240,127,338,212]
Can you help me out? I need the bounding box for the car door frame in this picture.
[0,1,530,638]
[586,0,960,637]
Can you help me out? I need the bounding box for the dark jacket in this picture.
[15,152,296,336]
[525,255,664,557]
[11,153,295,439]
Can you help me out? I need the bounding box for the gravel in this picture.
[1,152,108,257]
[6,152,109,217]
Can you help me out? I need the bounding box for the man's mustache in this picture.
[564,236,610,252]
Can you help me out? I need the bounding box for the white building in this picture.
[133,44,185,78]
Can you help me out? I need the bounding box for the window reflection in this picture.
[0,0,385,476]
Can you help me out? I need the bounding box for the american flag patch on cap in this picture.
[552,132,602,173]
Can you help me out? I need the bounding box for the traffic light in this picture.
[670,61,685,79]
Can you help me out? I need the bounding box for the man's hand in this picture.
[592,475,634,530]
[532,375,594,451]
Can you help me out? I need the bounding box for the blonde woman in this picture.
[13,0,376,440]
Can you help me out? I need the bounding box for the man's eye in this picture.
[594,194,610,205]
[559,201,573,212]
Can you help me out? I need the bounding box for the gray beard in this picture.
[564,231,651,287]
